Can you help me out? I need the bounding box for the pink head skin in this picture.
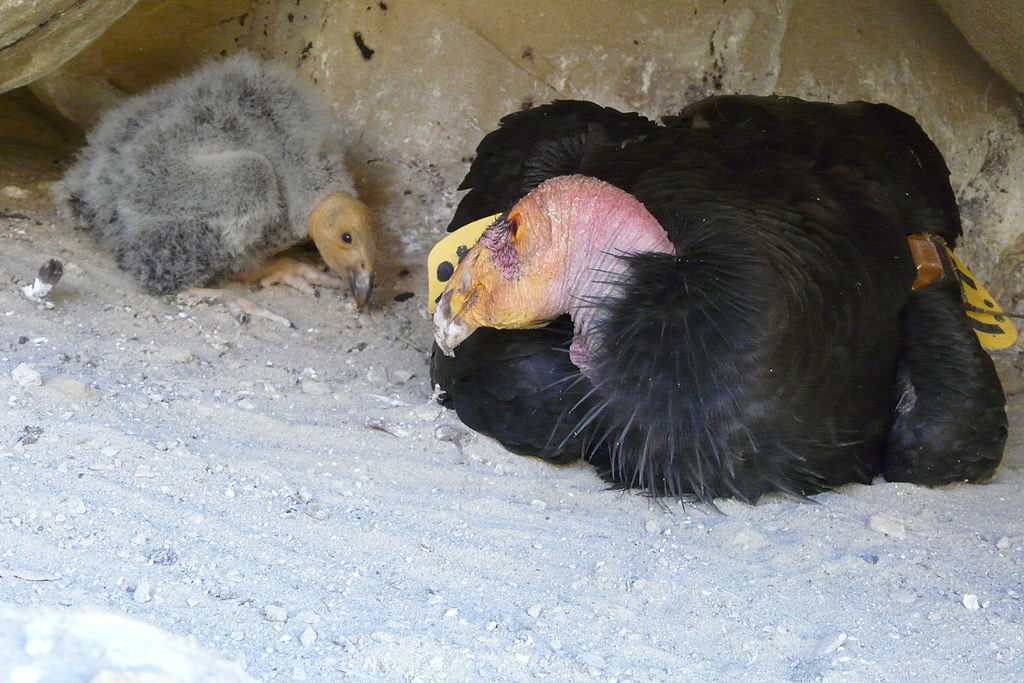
[432,175,674,371]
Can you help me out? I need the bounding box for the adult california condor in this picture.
[430,96,1008,502]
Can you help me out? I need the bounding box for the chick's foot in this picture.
[177,288,296,328]
[239,257,346,297]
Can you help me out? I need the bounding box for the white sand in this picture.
[1,193,1022,681]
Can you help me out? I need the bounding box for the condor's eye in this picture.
[508,214,520,238]
[342,232,353,244]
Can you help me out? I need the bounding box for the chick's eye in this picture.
[342,232,353,244]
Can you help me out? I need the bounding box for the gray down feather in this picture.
[57,53,355,294]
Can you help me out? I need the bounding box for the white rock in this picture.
[3,605,253,680]
[2,185,28,199]
[813,632,847,657]
[264,604,288,622]
[134,579,152,604]
[644,519,661,534]
[868,514,906,539]
[155,347,193,363]
[962,594,980,610]
[301,379,326,395]
[299,627,317,647]
[63,497,87,516]
[134,465,156,479]
[413,403,442,422]
[731,528,768,550]
[526,604,543,618]
[295,610,321,624]
[48,375,100,404]
[12,363,42,387]
[304,504,329,521]
[996,536,1012,550]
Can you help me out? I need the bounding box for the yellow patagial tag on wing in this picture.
[427,213,502,313]
[943,245,1018,350]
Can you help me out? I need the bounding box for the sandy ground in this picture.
[1,170,1023,682]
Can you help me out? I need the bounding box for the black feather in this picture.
[447,100,658,231]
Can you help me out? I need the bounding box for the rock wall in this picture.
[1,0,1022,306]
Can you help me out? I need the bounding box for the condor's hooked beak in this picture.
[433,204,566,355]
[433,249,487,356]
[308,192,376,308]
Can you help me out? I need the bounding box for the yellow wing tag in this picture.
[943,245,1018,350]
[427,213,501,313]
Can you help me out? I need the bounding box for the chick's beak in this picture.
[348,266,373,308]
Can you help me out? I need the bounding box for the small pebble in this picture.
[133,465,156,479]
[264,604,288,622]
[526,604,543,618]
[304,504,329,521]
[63,497,87,516]
[295,610,321,624]
[300,626,317,647]
[813,632,847,657]
[301,379,327,395]
[644,520,661,534]
[444,608,458,619]
[731,528,768,550]
[48,375,100,404]
[963,594,980,610]
[134,578,152,603]
[145,548,179,566]
[413,403,442,422]
[392,370,414,383]
[155,347,193,363]
[996,536,1012,550]
[868,514,906,539]
[12,363,42,387]
[366,366,388,384]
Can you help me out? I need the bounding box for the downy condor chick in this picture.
[57,53,375,323]
[431,97,1009,503]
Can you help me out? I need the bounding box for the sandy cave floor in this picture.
[0,167,1023,682]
